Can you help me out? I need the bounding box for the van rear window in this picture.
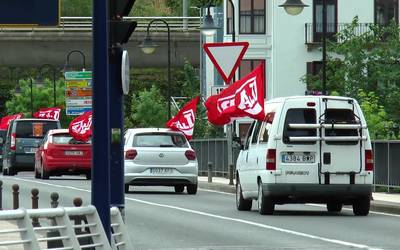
[325,109,358,145]
[15,121,59,138]
[283,109,316,144]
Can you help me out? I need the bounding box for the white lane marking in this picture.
[306,204,400,218]
[4,177,382,249]
[198,188,235,196]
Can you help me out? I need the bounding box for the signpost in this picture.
[64,71,92,116]
[0,0,60,27]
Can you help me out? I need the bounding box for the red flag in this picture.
[69,111,92,142]
[33,107,61,120]
[0,113,24,130]
[205,62,265,125]
[166,96,200,140]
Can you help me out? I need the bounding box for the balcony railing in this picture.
[305,23,372,44]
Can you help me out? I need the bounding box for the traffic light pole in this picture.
[92,0,111,240]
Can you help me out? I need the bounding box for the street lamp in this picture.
[199,3,219,36]
[139,19,172,120]
[279,0,309,16]
[64,50,86,72]
[37,64,57,107]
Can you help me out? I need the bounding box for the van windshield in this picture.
[16,121,59,139]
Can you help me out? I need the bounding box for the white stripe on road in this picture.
[5,177,383,249]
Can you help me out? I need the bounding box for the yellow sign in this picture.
[66,80,90,88]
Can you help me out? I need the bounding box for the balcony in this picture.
[305,23,371,48]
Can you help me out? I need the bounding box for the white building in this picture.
[219,0,399,138]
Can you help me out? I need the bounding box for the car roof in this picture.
[14,118,58,122]
[266,95,355,103]
[47,129,70,135]
[126,128,182,135]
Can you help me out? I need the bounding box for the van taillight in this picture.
[10,133,16,151]
[125,149,137,160]
[365,150,374,171]
[185,150,196,160]
[266,149,276,170]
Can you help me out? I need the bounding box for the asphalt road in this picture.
[1,172,400,250]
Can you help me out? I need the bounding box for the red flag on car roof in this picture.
[0,113,24,130]
[166,96,200,140]
[33,107,61,120]
[69,111,92,142]
[205,62,265,125]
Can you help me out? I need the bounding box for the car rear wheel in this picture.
[327,202,343,212]
[85,172,91,180]
[353,197,370,216]
[258,181,274,215]
[124,184,130,193]
[174,185,184,193]
[236,178,252,211]
[2,166,9,176]
[187,184,197,195]
[34,167,40,179]
[41,161,49,180]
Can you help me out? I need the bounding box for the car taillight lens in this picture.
[10,133,16,151]
[125,149,137,160]
[185,150,196,160]
[266,149,276,170]
[365,150,374,171]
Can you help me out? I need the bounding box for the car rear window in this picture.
[0,130,6,144]
[283,108,317,144]
[325,109,358,145]
[132,133,188,148]
[15,121,59,138]
[52,133,91,145]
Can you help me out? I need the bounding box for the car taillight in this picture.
[365,150,374,171]
[125,149,137,160]
[266,149,276,170]
[10,133,16,151]
[185,150,196,160]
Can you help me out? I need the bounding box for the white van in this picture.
[235,96,373,216]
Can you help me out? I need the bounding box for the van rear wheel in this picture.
[327,202,343,212]
[236,179,252,211]
[353,197,370,216]
[258,182,274,215]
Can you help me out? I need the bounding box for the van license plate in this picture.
[25,148,38,153]
[150,168,173,174]
[282,153,315,163]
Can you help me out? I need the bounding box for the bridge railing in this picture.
[0,16,201,33]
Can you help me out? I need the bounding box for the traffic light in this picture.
[109,0,137,45]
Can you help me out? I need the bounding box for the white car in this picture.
[123,128,198,194]
[235,96,373,215]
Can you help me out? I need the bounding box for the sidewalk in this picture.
[198,176,400,214]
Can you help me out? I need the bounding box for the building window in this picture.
[227,1,233,34]
[239,0,265,34]
[313,0,337,42]
[239,59,265,78]
[375,0,399,25]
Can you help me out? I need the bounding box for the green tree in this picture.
[303,17,400,138]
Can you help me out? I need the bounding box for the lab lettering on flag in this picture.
[0,113,24,130]
[166,96,200,140]
[205,62,265,125]
[69,111,92,142]
[33,107,61,120]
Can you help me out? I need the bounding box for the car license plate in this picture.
[25,147,38,153]
[282,153,315,163]
[150,168,173,174]
[65,151,83,156]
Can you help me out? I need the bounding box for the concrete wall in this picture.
[0,31,200,69]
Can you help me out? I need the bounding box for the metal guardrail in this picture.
[0,16,201,33]
[0,205,132,249]
[305,23,372,44]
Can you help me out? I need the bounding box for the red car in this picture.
[35,129,92,179]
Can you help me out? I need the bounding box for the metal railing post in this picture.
[12,184,19,209]
[47,192,62,249]
[387,141,390,192]
[31,188,40,227]
[0,180,2,210]
[229,164,234,185]
[208,162,213,183]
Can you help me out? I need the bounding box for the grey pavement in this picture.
[198,176,400,214]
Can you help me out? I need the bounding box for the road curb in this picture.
[198,181,400,215]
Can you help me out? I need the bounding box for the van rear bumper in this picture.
[262,183,372,204]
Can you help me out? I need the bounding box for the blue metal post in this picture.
[92,0,111,240]
[109,46,125,215]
